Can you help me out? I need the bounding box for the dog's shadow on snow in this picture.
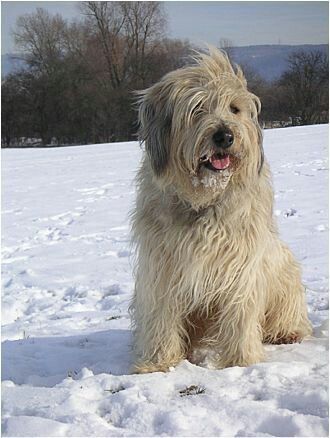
[2,329,133,387]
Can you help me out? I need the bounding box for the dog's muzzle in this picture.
[212,127,234,150]
[198,127,238,172]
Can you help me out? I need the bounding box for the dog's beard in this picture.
[190,148,241,191]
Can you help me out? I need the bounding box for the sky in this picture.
[1,1,329,55]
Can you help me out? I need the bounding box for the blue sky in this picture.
[1,1,329,55]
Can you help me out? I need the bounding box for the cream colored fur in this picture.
[130,47,312,373]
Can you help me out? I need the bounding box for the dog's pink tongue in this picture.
[210,154,230,170]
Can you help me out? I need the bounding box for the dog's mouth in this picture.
[199,152,232,172]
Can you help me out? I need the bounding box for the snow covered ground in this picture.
[2,124,329,437]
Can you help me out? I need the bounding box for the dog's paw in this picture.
[131,361,175,374]
[271,333,303,345]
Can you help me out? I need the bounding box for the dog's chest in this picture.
[168,217,239,293]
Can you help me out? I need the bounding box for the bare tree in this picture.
[11,8,80,144]
[80,1,126,88]
[80,1,167,88]
[13,8,67,74]
[142,38,192,84]
[3,4,194,146]
[120,1,167,86]
[78,1,169,140]
[279,50,329,125]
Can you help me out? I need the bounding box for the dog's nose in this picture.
[213,128,234,149]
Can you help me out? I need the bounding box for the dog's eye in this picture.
[191,102,203,116]
[230,105,240,115]
[190,102,203,116]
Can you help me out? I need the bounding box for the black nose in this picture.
[213,128,234,149]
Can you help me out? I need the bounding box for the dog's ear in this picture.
[136,89,172,176]
[250,95,264,175]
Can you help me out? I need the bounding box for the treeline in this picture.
[246,50,329,128]
[1,2,329,147]
[2,2,191,147]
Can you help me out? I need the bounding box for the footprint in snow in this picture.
[35,227,67,243]
[34,209,85,226]
[103,284,122,297]
[283,208,297,218]
[75,185,116,204]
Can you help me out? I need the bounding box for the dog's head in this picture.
[137,47,263,209]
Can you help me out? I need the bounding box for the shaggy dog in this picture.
[130,47,312,373]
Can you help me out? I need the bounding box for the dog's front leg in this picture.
[209,291,265,369]
[131,302,187,374]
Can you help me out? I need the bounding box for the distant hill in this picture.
[2,44,329,81]
[228,44,329,81]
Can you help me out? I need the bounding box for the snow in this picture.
[2,125,329,437]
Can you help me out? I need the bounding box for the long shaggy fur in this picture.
[130,47,312,373]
